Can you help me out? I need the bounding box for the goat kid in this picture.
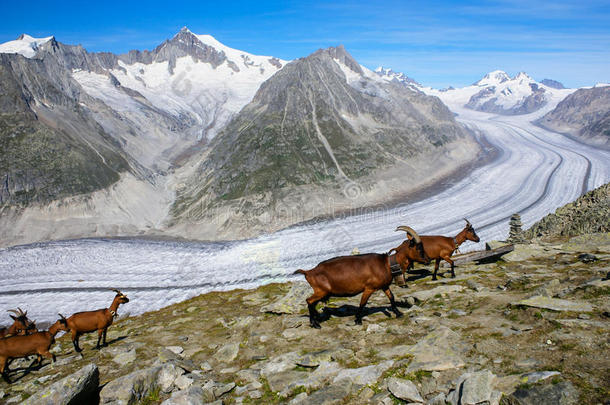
[401,218,480,280]
[295,226,427,328]
[0,314,68,383]
[65,289,129,352]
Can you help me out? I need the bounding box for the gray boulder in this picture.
[215,342,240,363]
[509,381,579,405]
[99,365,162,404]
[333,360,394,386]
[407,326,467,371]
[22,364,99,405]
[460,370,496,405]
[387,377,424,402]
[160,386,204,405]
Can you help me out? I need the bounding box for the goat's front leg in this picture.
[355,289,374,325]
[399,261,410,288]
[432,258,441,280]
[102,328,108,346]
[96,329,103,349]
[72,330,82,352]
[383,288,402,318]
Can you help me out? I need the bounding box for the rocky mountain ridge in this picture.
[536,85,610,147]
[524,182,609,239]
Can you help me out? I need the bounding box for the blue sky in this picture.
[1,0,608,88]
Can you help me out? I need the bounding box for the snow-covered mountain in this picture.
[72,27,288,143]
[418,70,575,115]
[0,34,54,58]
[373,66,420,89]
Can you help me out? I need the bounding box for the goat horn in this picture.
[110,288,122,294]
[395,226,422,244]
[7,309,20,316]
[58,313,66,320]
[463,218,472,227]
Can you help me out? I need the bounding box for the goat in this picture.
[399,218,480,280]
[294,226,427,328]
[65,289,129,352]
[0,308,36,339]
[0,314,68,383]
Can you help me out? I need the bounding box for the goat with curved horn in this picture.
[395,226,422,244]
[400,220,480,280]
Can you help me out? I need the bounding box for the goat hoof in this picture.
[432,276,438,281]
[310,322,321,329]
[355,319,363,326]
[395,311,403,318]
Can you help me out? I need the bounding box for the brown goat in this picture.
[0,315,69,383]
[401,219,480,280]
[65,289,129,352]
[294,226,426,328]
[0,308,37,339]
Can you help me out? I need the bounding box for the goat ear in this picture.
[409,239,415,247]
[9,315,16,320]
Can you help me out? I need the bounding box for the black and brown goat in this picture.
[0,308,36,339]
[400,218,480,280]
[294,226,427,328]
[65,289,130,352]
[0,314,68,383]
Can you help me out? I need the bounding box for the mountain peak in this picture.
[0,34,54,58]
[476,70,510,86]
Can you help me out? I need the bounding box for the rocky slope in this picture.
[169,46,479,239]
[524,182,609,239]
[1,232,608,404]
[0,51,131,206]
[536,86,610,147]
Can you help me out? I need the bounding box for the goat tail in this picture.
[293,269,307,276]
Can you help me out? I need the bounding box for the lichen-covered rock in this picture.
[23,363,99,405]
[160,386,204,405]
[513,296,593,312]
[214,342,240,363]
[407,326,467,371]
[333,360,394,386]
[260,282,312,314]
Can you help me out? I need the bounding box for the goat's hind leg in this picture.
[383,288,403,318]
[443,256,455,278]
[0,358,10,383]
[306,292,326,329]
